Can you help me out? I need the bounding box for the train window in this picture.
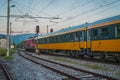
[101,27,109,39]
[92,29,98,40]
[57,36,60,42]
[74,32,79,41]
[115,25,120,38]
[80,31,84,41]
[67,34,70,41]
[70,33,74,41]
[55,36,57,43]
[87,30,91,40]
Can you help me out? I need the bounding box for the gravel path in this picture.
[1,53,68,80]
[29,52,120,80]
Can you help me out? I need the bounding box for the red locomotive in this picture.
[24,38,35,51]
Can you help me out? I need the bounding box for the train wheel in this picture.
[79,54,84,59]
[114,57,120,63]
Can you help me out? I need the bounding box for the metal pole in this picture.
[47,25,48,34]
[10,22,12,48]
[6,0,10,56]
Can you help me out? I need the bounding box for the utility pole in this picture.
[47,25,48,34]
[6,0,10,56]
[10,22,12,48]
[35,25,39,54]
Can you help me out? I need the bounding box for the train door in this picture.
[79,30,86,55]
[86,29,92,56]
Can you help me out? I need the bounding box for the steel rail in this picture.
[0,62,13,80]
[18,51,81,80]
[25,51,117,80]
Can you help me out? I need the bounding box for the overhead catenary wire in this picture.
[15,5,24,15]
[38,0,55,13]
[51,0,120,27]
[32,0,42,9]
[57,0,92,16]
[11,0,54,17]
[54,3,120,30]
[0,0,7,10]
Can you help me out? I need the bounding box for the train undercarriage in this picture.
[35,48,120,63]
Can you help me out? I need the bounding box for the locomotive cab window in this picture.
[115,25,120,38]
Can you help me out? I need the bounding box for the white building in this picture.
[0,38,7,48]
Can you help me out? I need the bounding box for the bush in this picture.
[10,49,15,56]
[4,56,14,60]
[0,48,7,56]
[0,48,15,60]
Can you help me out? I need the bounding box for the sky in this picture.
[0,0,120,35]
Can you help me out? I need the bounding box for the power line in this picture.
[57,0,92,16]
[0,0,7,9]
[38,0,55,13]
[58,3,120,28]
[52,0,120,27]
[11,0,53,17]
[32,0,41,9]
[15,5,24,15]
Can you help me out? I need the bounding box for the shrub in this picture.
[0,48,15,60]
[4,56,14,60]
[0,48,7,56]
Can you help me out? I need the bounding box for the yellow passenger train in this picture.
[35,15,120,62]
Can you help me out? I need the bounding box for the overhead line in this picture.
[52,0,120,26]
[58,4,120,28]
[15,6,24,15]
[57,0,92,15]
[38,0,55,13]
[0,1,7,9]
[32,0,41,9]
[11,0,53,17]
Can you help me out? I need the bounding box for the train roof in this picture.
[38,15,120,39]
[90,15,120,27]
[40,23,88,38]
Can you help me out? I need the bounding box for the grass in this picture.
[0,48,15,60]
[50,57,76,64]
[50,57,109,71]
[79,64,109,71]
[4,56,14,60]
[116,71,120,76]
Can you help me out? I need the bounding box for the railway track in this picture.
[39,52,120,65]
[18,49,119,65]
[0,61,13,80]
[19,50,117,80]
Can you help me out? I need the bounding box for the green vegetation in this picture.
[4,56,14,60]
[50,57,76,64]
[16,41,24,48]
[0,48,7,56]
[50,57,109,71]
[79,64,109,71]
[0,48,15,60]
[116,71,120,76]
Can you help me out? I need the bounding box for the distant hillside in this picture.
[0,33,36,45]
[0,34,6,39]
[12,33,36,44]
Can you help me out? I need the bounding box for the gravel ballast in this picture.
[29,52,120,80]
[1,53,68,80]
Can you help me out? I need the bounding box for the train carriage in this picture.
[35,15,120,62]
[87,15,120,60]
